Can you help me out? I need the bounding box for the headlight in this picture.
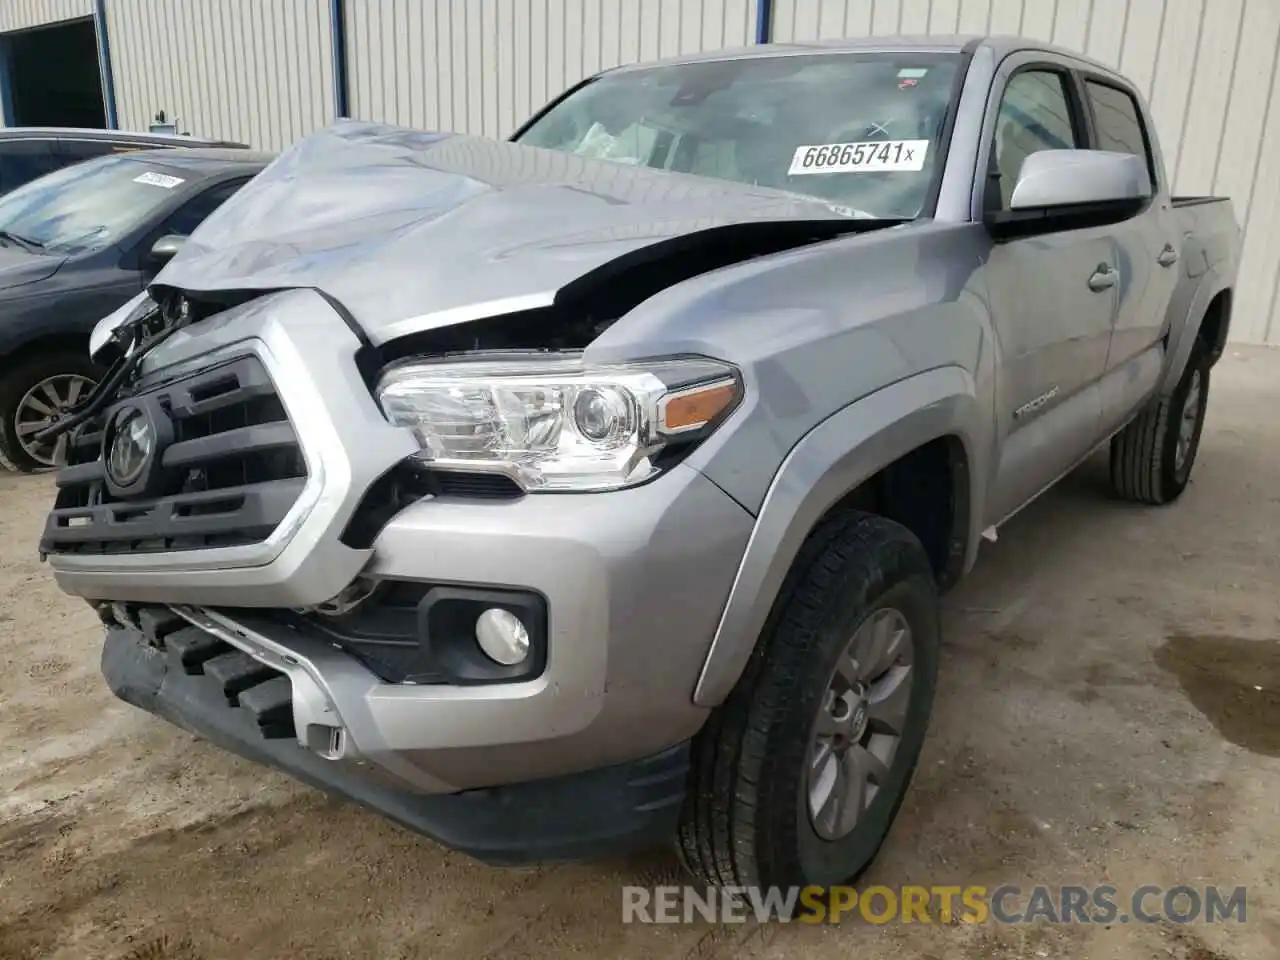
[376,353,741,491]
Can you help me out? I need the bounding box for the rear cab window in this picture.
[1083,79,1158,187]
[514,52,964,220]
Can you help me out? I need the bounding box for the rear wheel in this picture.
[677,511,939,891]
[1110,351,1210,505]
[0,352,99,473]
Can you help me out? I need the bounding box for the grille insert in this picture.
[41,355,308,556]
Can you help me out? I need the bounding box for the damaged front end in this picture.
[48,120,899,587]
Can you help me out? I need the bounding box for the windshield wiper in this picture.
[0,230,45,252]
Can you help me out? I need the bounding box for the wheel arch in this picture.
[1158,273,1232,396]
[692,366,987,708]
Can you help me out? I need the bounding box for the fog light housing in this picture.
[418,586,547,685]
[475,608,530,665]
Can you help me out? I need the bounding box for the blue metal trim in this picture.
[93,0,119,128]
[0,37,14,126]
[754,0,773,44]
[329,0,349,118]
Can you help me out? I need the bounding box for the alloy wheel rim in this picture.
[807,606,914,841]
[14,374,95,467]
[1175,369,1202,474]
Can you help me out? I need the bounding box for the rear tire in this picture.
[0,352,100,473]
[1110,351,1210,505]
[676,510,939,891]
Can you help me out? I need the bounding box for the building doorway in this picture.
[4,18,105,127]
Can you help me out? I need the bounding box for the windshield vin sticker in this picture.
[133,172,185,189]
[788,139,930,175]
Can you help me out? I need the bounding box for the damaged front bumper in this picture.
[102,613,690,864]
[47,287,756,859]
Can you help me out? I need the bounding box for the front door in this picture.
[981,66,1118,524]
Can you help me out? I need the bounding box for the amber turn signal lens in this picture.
[661,381,738,433]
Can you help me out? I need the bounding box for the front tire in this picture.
[1110,351,1210,505]
[677,511,940,890]
[0,352,100,473]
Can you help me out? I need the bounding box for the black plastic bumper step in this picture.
[204,651,278,704]
[137,607,185,644]
[238,676,296,740]
[167,626,233,675]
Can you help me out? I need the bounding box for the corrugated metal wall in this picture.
[344,0,758,139]
[0,0,91,33]
[773,0,1280,343]
[104,0,334,152]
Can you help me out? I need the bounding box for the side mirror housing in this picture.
[988,149,1153,239]
[149,234,187,265]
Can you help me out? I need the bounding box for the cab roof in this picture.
[609,34,1122,79]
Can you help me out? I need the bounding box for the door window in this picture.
[159,179,246,237]
[990,70,1082,210]
[1085,80,1156,185]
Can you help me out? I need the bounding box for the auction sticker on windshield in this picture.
[788,139,930,175]
[133,172,185,189]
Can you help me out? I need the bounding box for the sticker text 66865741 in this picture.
[788,139,930,176]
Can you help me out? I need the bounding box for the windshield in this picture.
[515,52,961,219]
[0,154,193,255]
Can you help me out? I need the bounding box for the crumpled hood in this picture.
[0,247,64,291]
[152,119,855,344]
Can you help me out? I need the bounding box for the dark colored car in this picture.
[0,147,273,471]
[0,128,249,197]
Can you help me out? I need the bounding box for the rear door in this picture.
[1080,78,1180,372]
[979,59,1118,523]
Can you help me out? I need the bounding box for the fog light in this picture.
[474,608,530,665]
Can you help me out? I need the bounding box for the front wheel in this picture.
[0,352,100,473]
[677,511,940,891]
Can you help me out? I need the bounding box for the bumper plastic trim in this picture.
[102,624,688,865]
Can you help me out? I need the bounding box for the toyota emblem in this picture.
[105,407,156,487]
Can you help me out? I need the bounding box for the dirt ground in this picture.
[2,347,1279,960]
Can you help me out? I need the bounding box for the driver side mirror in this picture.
[148,233,187,265]
[987,149,1152,239]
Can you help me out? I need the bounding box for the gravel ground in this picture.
[2,346,1278,960]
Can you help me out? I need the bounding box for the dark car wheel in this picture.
[0,352,100,473]
[1110,350,1211,505]
[677,510,940,892]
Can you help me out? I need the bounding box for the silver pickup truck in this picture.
[39,35,1238,892]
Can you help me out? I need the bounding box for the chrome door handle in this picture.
[1088,265,1117,292]
[1157,244,1179,267]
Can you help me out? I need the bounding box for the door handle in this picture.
[1157,244,1179,267]
[1088,265,1117,292]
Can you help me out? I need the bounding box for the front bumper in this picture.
[103,622,689,865]
[54,287,756,800]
